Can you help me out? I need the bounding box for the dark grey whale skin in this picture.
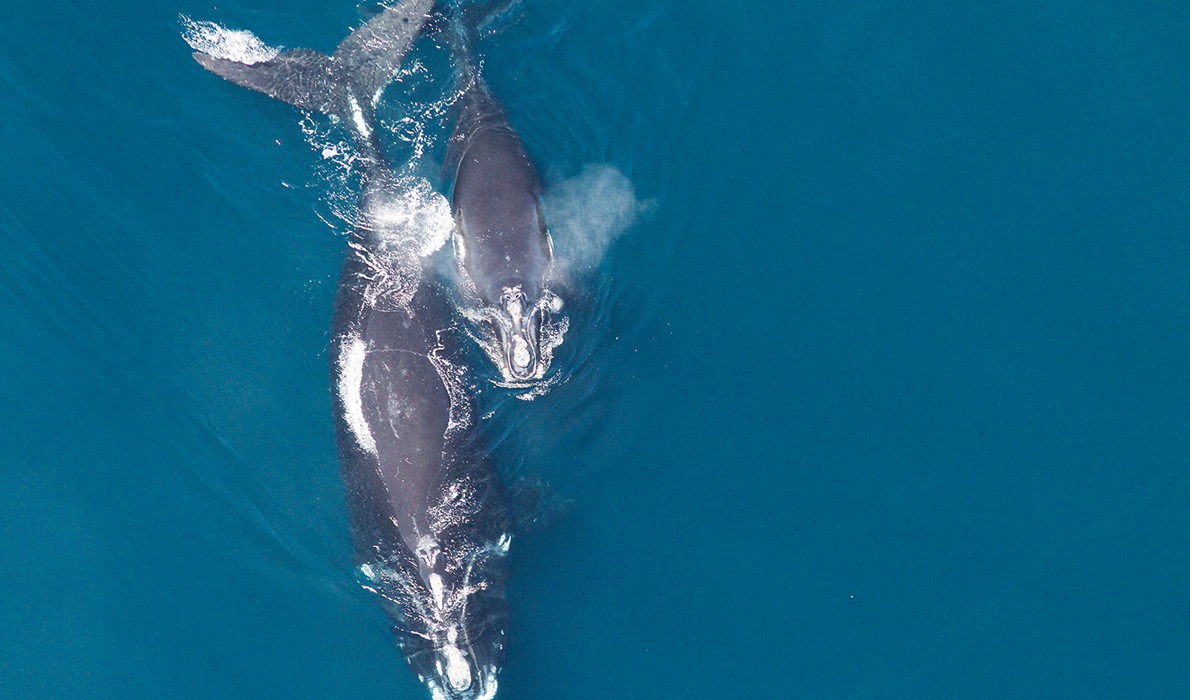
[330,246,512,700]
[448,81,552,308]
[443,12,557,382]
[191,3,512,697]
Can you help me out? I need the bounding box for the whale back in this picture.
[448,80,552,304]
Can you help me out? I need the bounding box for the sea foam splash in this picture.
[180,16,281,65]
[376,177,454,258]
[350,175,455,312]
[543,164,650,282]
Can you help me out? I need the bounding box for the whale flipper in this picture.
[193,49,339,113]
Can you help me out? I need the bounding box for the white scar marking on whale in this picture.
[337,334,376,455]
[348,95,372,140]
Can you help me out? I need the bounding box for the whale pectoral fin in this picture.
[332,0,434,104]
[193,49,339,114]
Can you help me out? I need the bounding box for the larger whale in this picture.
[191,3,512,698]
[332,252,511,700]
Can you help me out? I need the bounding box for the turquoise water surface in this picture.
[2,1,1189,698]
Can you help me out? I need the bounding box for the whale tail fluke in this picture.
[332,0,435,103]
[191,0,434,131]
[193,49,339,113]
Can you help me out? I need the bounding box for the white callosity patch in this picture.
[456,288,568,393]
[512,336,531,369]
[359,539,503,700]
[180,16,281,65]
[477,311,568,400]
[501,287,534,372]
[450,165,641,393]
[429,572,446,608]
[441,633,473,692]
[543,163,650,281]
[337,334,377,455]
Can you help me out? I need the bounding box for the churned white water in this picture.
[180,16,281,65]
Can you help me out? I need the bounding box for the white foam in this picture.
[477,672,498,700]
[180,16,281,65]
[427,334,474,443]
[369,177,454,258]
[428,478,477,534]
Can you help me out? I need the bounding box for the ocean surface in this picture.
[2,1,1189,698]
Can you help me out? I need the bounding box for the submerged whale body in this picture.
[190,2,513,698]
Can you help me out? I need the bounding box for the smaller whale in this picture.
[443,5,563,382]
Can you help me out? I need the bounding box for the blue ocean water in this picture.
[2,1,1189,698]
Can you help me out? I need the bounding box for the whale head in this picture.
[488,285,549,382]
[418,625,501,700]
[396,534,511,700]
[403,577,508,700]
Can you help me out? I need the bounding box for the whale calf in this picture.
[443,5,563,382]
[191,3,513,698]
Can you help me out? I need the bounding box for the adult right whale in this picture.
[443,3,564,383]
[190,3,512,698]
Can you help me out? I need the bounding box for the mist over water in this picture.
[544,163,648,283]
[3,1,1190,699]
